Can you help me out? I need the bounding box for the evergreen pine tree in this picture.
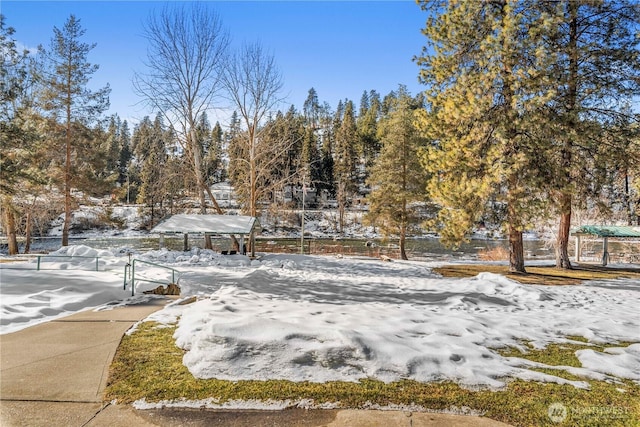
[0,15,43,254]
[357,89,381,186]
[366,86,428,260]
[102,115,121,183]
[207,121,226,183]
[38,14,110,246]
[416,0,557,272]
[333,100,358,233]
[303,87,320,129]
[541,0,640,269]
[281,106,303,180]
[118,120,132,192]
[135,114,168,224]
[317,101,335,198]
[301,126,321,189]
[193,112,212,192]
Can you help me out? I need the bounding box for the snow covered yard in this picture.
[147,253,640,390]
[2,245,639,424]
[2,245,638,389]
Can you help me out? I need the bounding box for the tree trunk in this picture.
[2,197,19,255]
[203,184,223,214]
[556,1,578,270]
[250,175,257,217]
[337,182,345,234]
[62,129,72,247]
[498,2,525,275]
[24,196,37,254]
[506,184,526,273]
[62,80,73,248]
[556,194,573,269]
[24,210,33,254]
[624,171,633,226]
[399,190,408,260]
[399,225,408,260]
[189,128,207,214]
[508,225,526,273]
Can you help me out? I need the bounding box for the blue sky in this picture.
[3,1,428,125]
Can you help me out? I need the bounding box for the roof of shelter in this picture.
[152,214,260,235]
[571,225,640,238]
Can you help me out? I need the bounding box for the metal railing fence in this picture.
[123,258,180,296]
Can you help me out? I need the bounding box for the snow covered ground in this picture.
[1,245,639,393]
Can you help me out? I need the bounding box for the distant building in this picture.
[274,185,325,207]
[210,182,238,208]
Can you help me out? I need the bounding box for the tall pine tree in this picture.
[333,100,358,233]
[366,86,428,260]
[118,119,132,194]
[357,90,381,188]
[38,15,110,246]
[416,0,557,272]
[541,0,640,269]
[1,15,43,254]
[133,114,169,225]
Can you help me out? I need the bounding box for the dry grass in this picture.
[478,246,511,261]
[104,260,640,425]
[433,263,640,286]
[106,322,640,426]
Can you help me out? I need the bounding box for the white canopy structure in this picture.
[152,214,260,257]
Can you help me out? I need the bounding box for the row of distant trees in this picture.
[0,5,429,258]
[2,1,639,272]
[112,84,429,260]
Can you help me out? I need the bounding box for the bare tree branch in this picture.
[222,41,285,216]
[133,3,229,213]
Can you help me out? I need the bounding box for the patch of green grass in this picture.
[106,322,640,426]
[433,264,640,285]
[497,339,635,369]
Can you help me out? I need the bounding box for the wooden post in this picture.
[250,231,256,258]
[159,233,165,249]
[574,235,581,262]
[602,236,609,266]
[183,233,189,252]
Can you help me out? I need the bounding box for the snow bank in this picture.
[576,344,640,382]
[149,254,640,388]
[2,246,639,390]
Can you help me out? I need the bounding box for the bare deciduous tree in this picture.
[222,41,285,217]
[133,3,229,213]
